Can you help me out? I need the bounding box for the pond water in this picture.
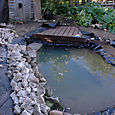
[38,47,115,114]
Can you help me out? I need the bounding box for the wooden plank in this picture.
[41,28,53,35]
[63,26,72,36]
[53,26,64,36]
[68,27,76,36]
[59,26,68,36]
[72,27,79,36]
[38,26,83,38]
[47,28,58,35]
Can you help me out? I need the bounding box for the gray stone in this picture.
[28,50,37,58]
[33,103,43,115]
[13,73,22,82]
[18,45,26,51]
[36,95,45,104]
[21,110,31,115]
[32,87,38,92]
[19,97,25,104]
[26,87,31,94]
[28,76,39,84]
[14,105,21,114]
[10,80,17,89]
[10,92,19,105]
[17,90,27,97]
[22,79,28,87]
[29,82,37,89]
[50,110,63,115]
[40,104,50,114]
[27,43,43,51]
[45,86,52,97]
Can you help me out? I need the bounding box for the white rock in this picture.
[40,104,50,114]
[26,87,31,94]
[19,97,25,104]
[10,92,19,105]
[37,85,45,96]
[21,97,35,113]
[21,110,31,115]
[22,79,28,87]
[17,90,27,97]
[32,87,38,92]
[28,76,39,84]
[36,95,45,104]
[13,73,22,82]
[29,82,37,88]
[33,103,43,115]
[14,105,21,114]
[10,80,17,89]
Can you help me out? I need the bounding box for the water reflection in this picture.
[38,47,115,80]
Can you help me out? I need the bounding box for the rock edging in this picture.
[7,43,50,115]
[0,24,50,115]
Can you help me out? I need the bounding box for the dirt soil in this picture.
[14,21,42,37]
[77,26,115,41]
[14,21,115,41]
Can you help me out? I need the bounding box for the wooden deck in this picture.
[39,26,83,37]
[32,26,88,46]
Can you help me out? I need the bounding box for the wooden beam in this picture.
[33,0,41,21]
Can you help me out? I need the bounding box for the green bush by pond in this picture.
[45,2,115,33]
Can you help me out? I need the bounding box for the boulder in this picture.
[27,43,43,51]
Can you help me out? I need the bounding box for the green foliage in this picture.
[52,2,115,33]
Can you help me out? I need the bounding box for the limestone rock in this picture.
[40,104,50,114]
[33,103,43,115]
[10,80,17,89]
[26,87,31,94]
[50,110,63,115]
[14,105,21,114]
[10,92,19,105]
[21,110,31,115]
[17,90,27,97]
[19,97,25,104]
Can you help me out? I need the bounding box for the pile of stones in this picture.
[7,43,50,115]
[0,24,50,115]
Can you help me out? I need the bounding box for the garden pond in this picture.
[37,46,115,114]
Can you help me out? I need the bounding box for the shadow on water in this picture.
[38,46,115,114]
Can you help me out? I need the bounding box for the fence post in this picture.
[33,0,42,21]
